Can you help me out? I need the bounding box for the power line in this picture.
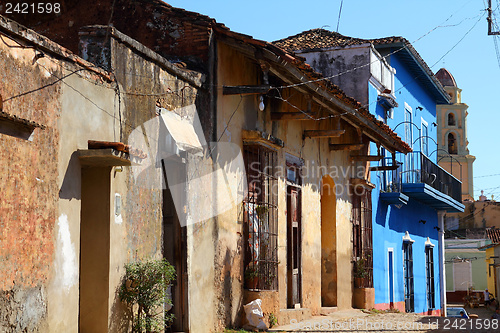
[336,0,344,33]
[474,173,500,178]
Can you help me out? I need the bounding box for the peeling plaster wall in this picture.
[0,33,61,332]
[1,20,202,332]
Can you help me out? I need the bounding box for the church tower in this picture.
[435,68,475,201]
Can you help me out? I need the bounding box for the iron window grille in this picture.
[242,144,278,290]
[352,190,373,288]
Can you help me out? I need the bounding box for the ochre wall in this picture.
[206,41,357,331]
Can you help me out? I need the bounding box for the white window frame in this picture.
[421,118,429,156]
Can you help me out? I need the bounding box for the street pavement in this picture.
[269,304,500,332]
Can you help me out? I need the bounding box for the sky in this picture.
[168,0,499,200]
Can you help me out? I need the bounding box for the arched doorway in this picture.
[321,175,337,307]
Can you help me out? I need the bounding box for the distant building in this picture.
[435,68,475,202]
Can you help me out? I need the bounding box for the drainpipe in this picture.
[438,211,447,316]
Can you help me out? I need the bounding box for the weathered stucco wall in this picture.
[299,46,371,105]
[211,41,357,330]
[0,31,62,333]
[1,20,204,332]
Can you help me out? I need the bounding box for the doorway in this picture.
[79,167,112,332]
[321,175,337,307]
[287,185,301,308]
[162,159,189,332]
[388,249,394,308]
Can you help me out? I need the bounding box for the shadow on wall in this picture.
[59,151,81,200]
[109,282,132,333]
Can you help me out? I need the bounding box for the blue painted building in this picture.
[274,30,465,315]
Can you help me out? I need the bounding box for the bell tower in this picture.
[435,68,475,201]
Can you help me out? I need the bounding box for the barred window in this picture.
[426,247,435,309]
[243,144,278,290]
[352,190,373,288]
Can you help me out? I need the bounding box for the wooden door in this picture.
[287,186,301,308]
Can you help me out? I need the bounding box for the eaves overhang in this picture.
[373,41,450,104]
[215,32,412,154]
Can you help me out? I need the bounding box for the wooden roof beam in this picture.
[351,155,383,161]
[330,143,365,151]
[303,129,345,139]
[271,112,316,120]
[223,85,270,95]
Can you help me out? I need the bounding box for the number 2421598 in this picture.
[5,3,61,14]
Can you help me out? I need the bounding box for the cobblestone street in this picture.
[270,306,500,332]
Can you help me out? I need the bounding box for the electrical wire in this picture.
[336,0,344,33]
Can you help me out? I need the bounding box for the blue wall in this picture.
[368,52,442,313]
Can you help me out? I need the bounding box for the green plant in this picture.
[244,263,259,280]
[255,205,269,219]
[269,312,278,328]
[354,257,368,279]
[119,258,176,333]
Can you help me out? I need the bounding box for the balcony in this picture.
[379,152,464,212]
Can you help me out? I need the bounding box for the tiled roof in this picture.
[273,29,409,54]
[486,228,500,244]
[273,29,370,52]
[132,12,412,152]
[273,28,450,105]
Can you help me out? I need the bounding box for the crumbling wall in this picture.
[0,31,63,332]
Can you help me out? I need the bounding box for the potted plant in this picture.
[245,263,259,290]
[354,257,368,288]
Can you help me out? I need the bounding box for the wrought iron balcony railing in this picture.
[381,152,462,203]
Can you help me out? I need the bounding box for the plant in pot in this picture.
[245,262,259,290]
[354,257,368,288]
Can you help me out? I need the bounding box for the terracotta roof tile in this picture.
[273,29,448,105]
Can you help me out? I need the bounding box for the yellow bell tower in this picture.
[435,68,475,201]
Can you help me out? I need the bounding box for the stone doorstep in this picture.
[320,306,338,316]
[271,308,312,330]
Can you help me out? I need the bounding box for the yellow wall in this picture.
[202,41,362,329]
